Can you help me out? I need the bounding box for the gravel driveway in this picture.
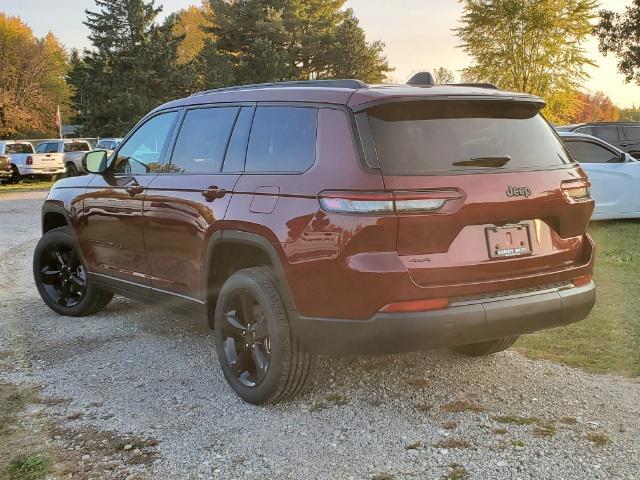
[1,191,639,480]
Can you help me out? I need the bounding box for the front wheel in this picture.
[214,267,313,404]
[450,336,519,357]
[33,227,113,317]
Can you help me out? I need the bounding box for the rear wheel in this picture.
[65,163,79,177]
[214,267,312,404]
[33,227,113,317]
[9,166,22,184]
[450,336,519,357]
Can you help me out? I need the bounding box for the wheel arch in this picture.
[205,231,297,320]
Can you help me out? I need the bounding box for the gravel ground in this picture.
[1,191,639,479]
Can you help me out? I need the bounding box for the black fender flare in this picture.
[204,230,297,313]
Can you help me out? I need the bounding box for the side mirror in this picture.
[84,150,108,174]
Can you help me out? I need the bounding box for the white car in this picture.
[35,139,93,177]
[0,141,65,183]
[95,138,122,155]
[559,131,640,220]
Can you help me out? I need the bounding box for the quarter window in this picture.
[169,107,239,174]
[113,112,178,174]
[245,106,317,172]
[565,140,620,163]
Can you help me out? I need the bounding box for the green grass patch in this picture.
[0,179,52,194]
[491,415,540,426]
[5,455,49,480]
[517,220,640,376]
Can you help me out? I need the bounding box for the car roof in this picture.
[152,81,545,115]
[558,131,632,155]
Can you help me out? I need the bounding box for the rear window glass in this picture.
[5,143,33,154]
[245,107,317,172]
[363,101,574,175]
[64,142,91,152]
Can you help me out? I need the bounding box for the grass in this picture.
[586,432,610,446]
[491,415,540,426]
[443,465,470,480]
[432,438,472,449]
[5,455,49,480]
[441,399,485,413]
[517,220,640,376]
[0,179,53,194]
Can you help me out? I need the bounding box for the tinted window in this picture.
[365,101,573,175]
[169,107,239,174]
[593,126,619,142]
[113,112,178,174]
[5,143,33,154]
[565,140,620,163]
[223,107,254,172]
[64,142,91,152]
[245,107,317,172]
[623,127,640,141]
[574,126,593,135]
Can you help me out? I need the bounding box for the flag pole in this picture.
[56,105,62,139]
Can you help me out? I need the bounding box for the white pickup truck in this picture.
[34,139,93,176]
[0,141,65,183]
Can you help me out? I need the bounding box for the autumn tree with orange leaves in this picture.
[0,13,71,138]
[571,91,621,123]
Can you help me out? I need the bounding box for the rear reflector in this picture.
[561,179,591,202]
[572,274,592,287]
[381,298,449,313]
[319,190,462,214]
[26,156,33,165]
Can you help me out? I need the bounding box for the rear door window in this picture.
[593,126,620,143]
[564,140,621,163]
[623,127,640,141]
[362,100,573,175]
[169,107,239,174]
[63,142,91,152]
[245,106,317,173]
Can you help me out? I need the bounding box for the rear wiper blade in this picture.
[452,156,511,168]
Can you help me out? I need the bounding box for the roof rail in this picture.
[445,82,499,90]
[191,79,368,97]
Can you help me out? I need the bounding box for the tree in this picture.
[620,106,640,122]
[171,2,214,64]
[456,0,597,123]
[70,0,195,136]
[433,67,455,84]
[571,91,621,123]
[595,1,640,85]
[199,0,391,86]
[0,13,71,138]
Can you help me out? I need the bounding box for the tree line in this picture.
[2,0,640,139]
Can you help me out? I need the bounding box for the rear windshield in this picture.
[64,142,90,152]
[362,101,574,175]
[5,143,33,154]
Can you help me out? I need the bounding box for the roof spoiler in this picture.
[407,71,498,90]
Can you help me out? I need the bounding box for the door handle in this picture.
[202,186,227,201]
[125,184,144,197]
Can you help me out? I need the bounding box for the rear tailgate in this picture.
[361,99,594,293]
[32,153,64,171]
[0,155,10,173]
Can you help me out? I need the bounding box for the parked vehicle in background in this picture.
[33,76,596,404]
[35,140,93,177]
[95,138,123,155]
[0,154,12,183]
[556,122,640,159]
[0,141,65,183]
[559,131,640,219]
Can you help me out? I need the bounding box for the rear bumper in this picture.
[22,166,65,176]
[291,282,595,356]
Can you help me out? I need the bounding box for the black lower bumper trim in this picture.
[291,282,596,356]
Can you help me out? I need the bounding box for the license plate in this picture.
[486,224,532,259]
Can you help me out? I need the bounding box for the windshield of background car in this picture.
[5,143,34,154]
[361,100,574,175]
[64,142,91,152]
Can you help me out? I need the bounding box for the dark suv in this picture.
[33,77,596,404]
[557,122,640,159]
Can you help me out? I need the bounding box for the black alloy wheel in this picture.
[37,244,87,307]
[220,290,271,387]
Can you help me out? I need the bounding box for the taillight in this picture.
[381,298,449,313]
[26,156,33,165]
[561,179,591,202]
[318,190,462,214]
[572,274,592,287]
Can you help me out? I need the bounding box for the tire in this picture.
[450,336,519,357]
[33,227,113,317]
[214,267,313,404]
[65,163,79,177]
[9,166,22,184]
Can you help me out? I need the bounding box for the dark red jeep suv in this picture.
[33,76,596,404]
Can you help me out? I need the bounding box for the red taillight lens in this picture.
[381,298,449,313]
[26,156,33,165]
[318,190,462,214]
[561,179,591,202]
[572,274,592,287]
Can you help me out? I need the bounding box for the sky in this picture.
[2,0,639,108]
